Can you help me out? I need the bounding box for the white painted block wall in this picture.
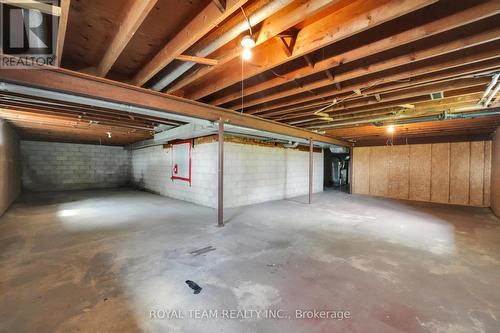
[224,143,323,207]
[21,141,130,191]
[130,143,217,207]
[130,142,323,208]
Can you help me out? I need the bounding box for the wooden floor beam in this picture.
[0,64,349,146]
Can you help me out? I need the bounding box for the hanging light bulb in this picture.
[242,47,252,60]
[386,125,395,134]
[241,35,256,49]
[241,35,255,61]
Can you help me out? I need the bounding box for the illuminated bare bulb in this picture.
[386,125,394,134]
[241,35,256,49]
[242,47,252,60]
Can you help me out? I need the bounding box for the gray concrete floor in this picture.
[1,189,499,333]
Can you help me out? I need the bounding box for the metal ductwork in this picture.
[151,0,294,92]
[329,146,350,154]
[131,122,341,150]
[154,123,215,142]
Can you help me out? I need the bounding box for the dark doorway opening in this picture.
[324,147,350,193]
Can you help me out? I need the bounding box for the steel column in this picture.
[309,139,313,204]
[348,148,353,194]
[218,119,224,227]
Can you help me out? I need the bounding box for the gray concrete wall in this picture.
[130,141,323,208]
[21,141,130,191]
[491,128,500,217]
[0,120,21,216]
[131,143,218,208]
[223,142,323,207]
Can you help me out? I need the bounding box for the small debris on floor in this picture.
[189,246,216,256]
[267,263,284,274]
[185,280,202,294]
[266,263,283,268]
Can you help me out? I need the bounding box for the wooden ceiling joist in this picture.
[320,94,484,122]
[96,0,157,77]
[131,0,250,87]
[180,0,438,101]
[0,104,160,130]
[227,23,500,111]
[247,46,500,117]
[303,79,486,116]
[166,0,337,93]
[55,0,70,67]
[211,1,500,107]
[284,83,488,126]
[0,0,61,16]
[0,107,155,132]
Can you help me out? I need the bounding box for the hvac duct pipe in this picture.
[152,0,293,91]
[309,139,313,204]
[218,120,225,227]
[445,108,500,119]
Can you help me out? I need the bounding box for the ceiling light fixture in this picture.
[241,35,255,61]
[241,35,256,49]
[386,125,395,134]
[242,47,252,60]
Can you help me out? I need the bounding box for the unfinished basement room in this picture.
[1,0,500,332]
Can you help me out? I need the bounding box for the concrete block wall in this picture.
[224,143,323,207]
[0,120,21,216]
[131,141,323,208]
[130,143,217,207]
[21,141,130,191]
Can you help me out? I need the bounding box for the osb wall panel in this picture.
[352,147,370,194]
[469,141,485,207]
[449,142,470,205]
[409,144,432,202]
[369,146,389,197]
[352,141,491,207]
[431,143,450,203]
[387,145,409,199]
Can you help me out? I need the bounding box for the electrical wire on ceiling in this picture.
[240,7,253,36]
[241,49,245,113]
